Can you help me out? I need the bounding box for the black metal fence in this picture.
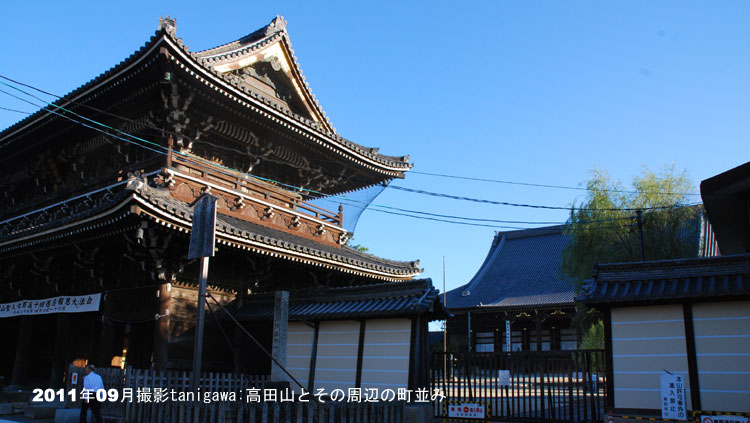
[430,350,606,423]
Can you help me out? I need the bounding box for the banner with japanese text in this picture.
[0,294,101,318]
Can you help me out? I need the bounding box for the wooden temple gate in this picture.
[430,350,607,423]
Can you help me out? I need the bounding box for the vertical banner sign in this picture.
[505,320,511,352]
[660,373,687,420]
[188,194,217,259]
[188,193,217,393]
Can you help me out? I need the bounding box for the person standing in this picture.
[80,364,104,423]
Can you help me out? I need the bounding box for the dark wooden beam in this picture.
[355,320,366,388]
[307,321,319,394]
[49,314,70,388]
[98,318,114,369]
[152,283,171,370]
[603,307,615,411]
[11,316,32,387]
[408,317,418,390]
[682,303,702,412]
[535,314,543,351]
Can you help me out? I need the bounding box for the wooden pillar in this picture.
[50,314,70,388]
[355,320,366,388]
[152,283,171,370]
[603,307,615,411]
[466,311,472,352]
[307,321,320,394]
[683,303,701,411]
[408,316,420,390]
[88,314,101,366]
[99,318,114,369]
[270,290,289,381]
[11,316,32,387]
[232,324,243,374]
[535,315,543,352]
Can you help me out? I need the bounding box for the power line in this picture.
[388,185,701,212]
[0,92,660,233]
[0,74,710,201]
[0,106,31,115]
[0,79,700,224]
[410,170,704,197]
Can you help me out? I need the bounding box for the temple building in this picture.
[0,16,439,391]
[444,226,579,353]
[445,211,720,354]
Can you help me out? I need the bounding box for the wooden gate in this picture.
[430,350,607,423]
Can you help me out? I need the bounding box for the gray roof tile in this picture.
[230,278,440,320]
[445,226,576,310]
[579,253,750,304]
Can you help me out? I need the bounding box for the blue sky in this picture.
[1,1,749,300]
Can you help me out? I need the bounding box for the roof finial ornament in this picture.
[264,15,287,37]
[159,16,177,36]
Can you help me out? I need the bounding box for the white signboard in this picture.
[505,321,511,352]
[448,403,486,419]
[0,294,101,318]
[498,370,510,387]
[698,414,750,423]
[660,373,687,420]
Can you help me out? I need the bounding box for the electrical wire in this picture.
[0,105,31,115]
[1,74,710,200]
[0,89,684,232]
[410,170,704,197]
[0,79,700,227]
[388,185,701,212]
[0,73,707,199]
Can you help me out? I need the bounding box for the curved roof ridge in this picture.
[190,16,337,135]
[500,224,566,240]
[0,17,413,175]
[161,17,411,172]
[444,233,506,306]
[193,16,287,57]
[341,244,421,270]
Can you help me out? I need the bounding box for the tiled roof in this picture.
[230,278,441,321]
[136,189,420,277]
[0,17,411,174]
[444,226,576,311]
[0,183,421,279]
[578,253,750,304]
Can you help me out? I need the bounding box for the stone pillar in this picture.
[152,283,171,370]
[11,316,32,387]
[50,314,70,388]
[270,290,289,381]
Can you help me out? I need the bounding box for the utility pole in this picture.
[636,209,645,261]
[442,256,447,381]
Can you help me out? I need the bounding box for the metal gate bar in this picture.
[431,350,606,423]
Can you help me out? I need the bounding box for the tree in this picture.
[562,166,698,343]
[561,165,698,289]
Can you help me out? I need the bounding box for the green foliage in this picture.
[561,165,698,290]
[346,237,369,252]
[580,320,604,350]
